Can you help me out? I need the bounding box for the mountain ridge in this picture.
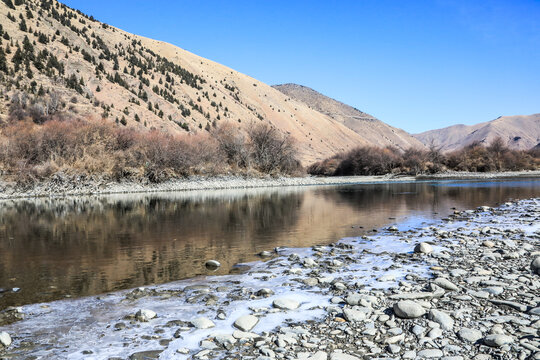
[272,83,425,151]
[414,113,540,151]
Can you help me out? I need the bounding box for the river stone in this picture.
[135,309,156,322]
[330,352,360,360]
[205,260,221,270]
[129,350,163,360]
[428,309,454,330]
[483,334,513,347]
[458,328,482,343]
[0,332,11,347]
[190,317,215,329]
[528,307,540,316]
[273,298,300,310]
[393,300,426,319]
[414,242,433,254]
[212,333,237,346]
[233,315,258,332]
[433,278,458,291]
[343,307,369,322]
[531,257,540,275]
[307,351,328,360]
[417,349,443,358]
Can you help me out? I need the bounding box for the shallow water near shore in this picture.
[0,178,539,310]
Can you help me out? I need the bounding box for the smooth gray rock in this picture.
[343,307,369,322]
[307,352,328,360]
[414,242,433,254]
[393,300,426,319]
[483,334,513,347]
[330,352,360,360]
[428,309,454,330]
[531,257,540,275]
[417,349,444,358]
[233,315,258,332]
[433,278,458,291]
[273,298,300,310]
[458,328,482,343]
[129,350,163,360]
[190,317,215,329]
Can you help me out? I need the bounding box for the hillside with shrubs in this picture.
[0,0,375,167]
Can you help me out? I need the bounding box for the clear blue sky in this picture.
[62,0,540,133]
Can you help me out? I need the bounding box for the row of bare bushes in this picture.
[308,138,540,176]
[0,119,301,185]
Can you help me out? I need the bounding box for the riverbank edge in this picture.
[0,170,538,200]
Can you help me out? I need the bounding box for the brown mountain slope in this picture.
[414,114,540,151]
[273,83,425,151]
[0,0,374,165]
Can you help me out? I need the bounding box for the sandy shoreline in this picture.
[0,170,538,200]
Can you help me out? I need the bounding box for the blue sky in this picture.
[61,0,540,133]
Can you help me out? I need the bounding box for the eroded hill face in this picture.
[414,114,540,151]
[272,83,425,151]
[0,0,378,165]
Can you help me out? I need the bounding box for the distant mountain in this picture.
[414,114,540,151]
[272,84,424,151]
[0,0,381,165]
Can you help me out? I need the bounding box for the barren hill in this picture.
[273,83,425,151]
[0,0,381,165]
[414,114,540,151]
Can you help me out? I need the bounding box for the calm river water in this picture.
[0,178,539,309]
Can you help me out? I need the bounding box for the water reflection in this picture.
[0,179,538,308]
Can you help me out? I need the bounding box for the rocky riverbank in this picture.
[0,170,539,200]
[0,199,539,359]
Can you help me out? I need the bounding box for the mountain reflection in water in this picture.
[0,179,538,308]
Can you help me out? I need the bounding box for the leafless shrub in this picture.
[247,123,300,174]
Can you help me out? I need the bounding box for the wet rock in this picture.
[190,317,215,329]
[414,242,433,254]
[273,298,300,310]
[233,315,258,332]
[129,350,163,359]
[205,260,221,270]
[393,300,426,319]
[258,251,273,257]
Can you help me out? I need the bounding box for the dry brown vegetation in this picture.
[0,116,302,185]
[308,138,540,176]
